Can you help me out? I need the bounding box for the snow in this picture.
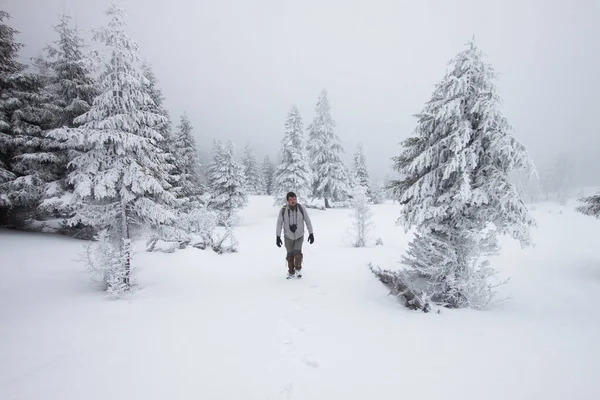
[1,196,599,399]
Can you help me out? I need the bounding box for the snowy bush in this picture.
[208,215,239,254]
[348,186,374,247]
[82,230,131,297]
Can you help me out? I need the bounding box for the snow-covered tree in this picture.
[541,154,572,205]
[512,170,541,205]
[376,40,535,310]
[273,105,312,204]
[348,185,374,247]
[371,181,385,205]
[41,14,98,129]
[35,14,99,219]
[262,155,276,195]
[49,3,177,292]
[306,89,350,208]
[207,140,247,223]
[0,10,24,210]
[576,192,600,219]
[0,11,59,225]
[172,113,203,209]
[353,142,373,202]
[242,143,265,195]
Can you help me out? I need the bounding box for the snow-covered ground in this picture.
[1,196,599,400]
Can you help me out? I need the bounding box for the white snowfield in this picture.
[1,196,599,400]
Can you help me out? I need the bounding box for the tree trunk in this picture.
[120,198,131,288]
[324,198,330,208]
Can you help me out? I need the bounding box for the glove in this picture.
[308,233,314,244]
[276,236,282,247]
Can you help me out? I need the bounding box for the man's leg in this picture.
[284,237,295,275]
[293,236,304,272]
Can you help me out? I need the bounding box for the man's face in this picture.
[288,196,297,206]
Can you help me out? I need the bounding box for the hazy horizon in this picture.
[4,0,599,185]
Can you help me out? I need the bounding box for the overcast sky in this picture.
[4,0,600,183]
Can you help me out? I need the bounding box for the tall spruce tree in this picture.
[307,89,350,208]
[353,142,373,202]
[380,40,535,309]
[541,154,572,205]
[173,113,204,209]
[242,143,264,195]
[0,11,58,224]
[273,105,312,204]
[140,62,182,206]
[42,14,98,128]
[207,140,247,223]
[49,3,176,291]
[0,10,22,208]
[262,155,275,195]
[37,14,99,218]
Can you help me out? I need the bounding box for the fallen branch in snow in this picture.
[368,263,434,313]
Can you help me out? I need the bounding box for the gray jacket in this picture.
[276,204,313,240]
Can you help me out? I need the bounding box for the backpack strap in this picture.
[297,204,305,218]
[281,204,305,219]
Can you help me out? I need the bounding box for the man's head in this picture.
[286,192,297,206]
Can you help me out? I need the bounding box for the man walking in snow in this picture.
[276,192,314,279]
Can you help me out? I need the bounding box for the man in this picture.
[276,192,314,279]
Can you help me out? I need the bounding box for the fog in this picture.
[5,0,599,183]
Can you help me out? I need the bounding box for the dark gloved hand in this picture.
[308,233,314,244]
[276,236,282,247]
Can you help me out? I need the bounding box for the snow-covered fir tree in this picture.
[262,155,276,195]
[172,113,204,210]
[41,14,98,129]
[348,185,374,247]
[49,3,177,293]
[207,140,247,223]
[576,192,600,219]
[512,170,541,205]
[36,14,99,220]
[353,142,373,203]
[140,61,185,212]
[379,40,535,310]
[0,11,58,225]
[273,105,312,204]
[242,143,265,195]
[306,89,350,208]
[0,10,22,210]
[141,61,171,136]
[541,154,572,205]
[371,181,386,204]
